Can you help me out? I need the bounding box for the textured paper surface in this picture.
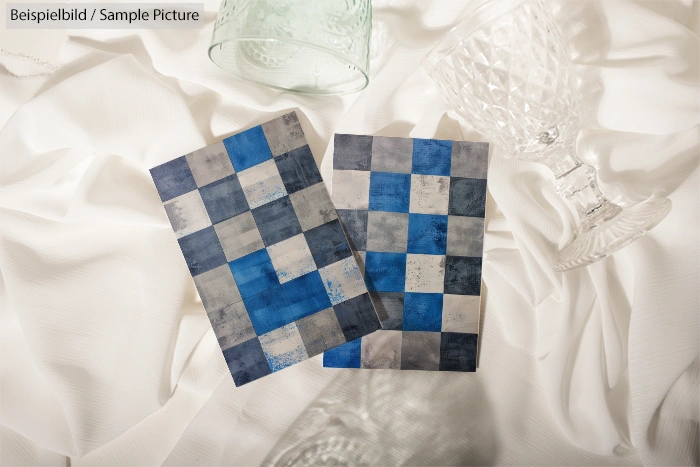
[150,113,380,386]
[324,135,488,372]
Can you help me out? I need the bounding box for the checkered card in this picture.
[150,113,380,386]
[323,134,488,372]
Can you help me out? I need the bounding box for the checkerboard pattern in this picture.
[323,135,488,372]
[150,113,380,386]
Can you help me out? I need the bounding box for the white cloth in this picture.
[1,0,698,465]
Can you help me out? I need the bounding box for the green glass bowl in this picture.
[209,0,372,95]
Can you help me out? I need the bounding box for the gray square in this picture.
[296,308,346,357]
[333,134,372,171]
[353,251,366,278]
[214,211,265,261]
[289,182,338,231]
[451,142,489,179]
[261,112,307,157]
[366,211,408,253]
[447,216,485,257]
[207,301,256,350]
[370,292,404,330]
[337,209,368,251]
[370,136,413,174]
[193,264,241,312]
[360,330,402,369]
[400,331,441,370]
[185,141,235,187]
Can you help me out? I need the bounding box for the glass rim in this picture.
[209,36,370,96]
[422,0,527,72]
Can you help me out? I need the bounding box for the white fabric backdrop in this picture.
[0,0,698,465]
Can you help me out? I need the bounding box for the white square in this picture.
[266,234,316,284]
[405,254,446,293]
[409,174,450,215]
[360,330,402,369]
[258,323,309,372]
[332,170,370,210]
[163,190,212,239]
[318,256,366,305]
[237,159,287,209]
[441,294,480,334]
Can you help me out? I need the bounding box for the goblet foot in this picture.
[554,198,672,272]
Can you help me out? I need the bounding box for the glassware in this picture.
[209,0,372,95]
[422,0,671,271]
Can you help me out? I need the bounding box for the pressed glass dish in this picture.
[423,0,671,271]
[209,0,372,95]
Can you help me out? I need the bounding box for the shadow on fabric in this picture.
[261,369,500,466]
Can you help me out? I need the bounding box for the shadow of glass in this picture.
[262,369,500,466]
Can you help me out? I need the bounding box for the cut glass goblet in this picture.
[423,0,671,271]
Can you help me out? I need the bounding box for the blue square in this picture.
[177,226,227,276]
[439,332,477,372]
[229,249,278,299]
[444,256,482,295]
[364,251,407,292]
[412,139,452,176]
[199,174,249,224]
[407,214,448,255]
[223,338,271,386]
[223,125,272,172]
[323,338,362,368]
[281,270,332,321]
[333,293,381,342]
[243,286,294,335]
[368,172,411,213]
[403,293,443,332]
[274,145,323,195]
[150,156,197,202]
[304,220,352,269]
[251,196,303,247]
[449,177,487,218]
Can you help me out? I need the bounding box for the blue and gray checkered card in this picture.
[323,134,488,372]
[150,113,380,386]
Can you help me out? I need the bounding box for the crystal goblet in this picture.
[423,0,671,271]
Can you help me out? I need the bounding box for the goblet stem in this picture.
[547,149,621,234]
[546,147,671,271]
